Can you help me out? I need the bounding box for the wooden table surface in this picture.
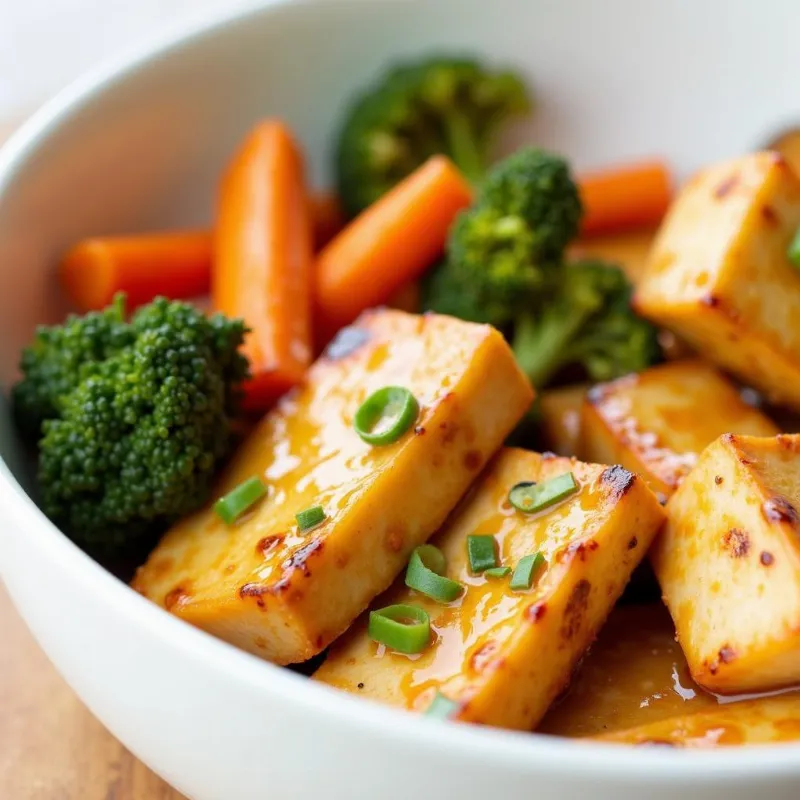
[0,120,185,800]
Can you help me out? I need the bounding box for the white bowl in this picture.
[2,1,800,797]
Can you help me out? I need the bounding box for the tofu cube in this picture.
[594,693,800,748]
[581,360,778,500]
[313,448,665,730]
[653,433,800,694]
[132,310,533,665]
[634,152,800,409]
[539,385,587,457]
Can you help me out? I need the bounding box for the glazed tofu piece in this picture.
[132,310,533,665]
[538,605,716,738]
[581,360,778,500]
[539,385,588,457]
[594,693,800,748]
[314,448,665,731]
[653,433,800,694]
[634,152,800,409]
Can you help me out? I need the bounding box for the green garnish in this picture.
[484,566,511,579]
[214,476,267,524]
[788,228,800,267]
[296,505,326,532]
[467,534,497,573]
[354,386,419,446]
[405,545,464,603]
[510,552,546,592]
[368,604,431,654]
[508,472,579,514]
[425,691,460,720]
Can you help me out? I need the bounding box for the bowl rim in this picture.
[1,0,799,781]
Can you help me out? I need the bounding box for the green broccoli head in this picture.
[17,296,249,556]
[477,147,583,262]
[512,259,662,389]
[422,148,582,328]
[12,295,133,442]
[336,55,531,217]
[424,206,553,326]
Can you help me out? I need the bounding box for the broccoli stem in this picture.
[512,303,594,389]
[442,109,487,184]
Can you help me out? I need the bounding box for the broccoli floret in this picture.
[512,260,662,388]
[422,148,583,326]
[478,147,583,262]
[12,295,133,442]
[424,207,549,325]
[423,148,660,392]
[14,296,249,556]
[336,56,531,217]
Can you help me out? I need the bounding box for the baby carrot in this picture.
[59,232,212,311]
[579,161,672,237]
[213,120,314,411]
[315,155,473,331]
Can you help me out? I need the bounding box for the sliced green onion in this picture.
[508,472,579,514]
[296,505,326,532]
[354,386,419,446]
[368,604,430,654]
[789,228,800,267]
[467,534,497,573]
[405,545,464,603]
[214,476,267,524]
[510,552,546,592]
[425,691,460,720]
[484,566,511,579]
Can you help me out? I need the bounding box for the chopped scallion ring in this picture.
[296,504,326,532]
[425,691,460,720]
[508,472,579,514]
[368,604,430,654]
[467,534,497,573]
[788,228,800,267]
[405,545,464,602]
[510,552,546,592]
[354,386,419,446]
[484,566,511,579]
[214,476,267,524]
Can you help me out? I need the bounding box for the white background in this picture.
[0,0,244,119]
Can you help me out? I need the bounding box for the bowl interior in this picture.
[1,0,800,774]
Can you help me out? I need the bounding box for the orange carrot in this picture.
[309,191,345,249]
[579,161,672,237]
[315,155,472,331]
[59,232,212,311]
[213,120,314,410]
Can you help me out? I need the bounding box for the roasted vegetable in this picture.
[424,151,660,391]
[423,148,583,326]
[335,56,531,217]
[132,309,533,666]
[14,295,249,555]
[314,448,665,730]
[512,259,661,389]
